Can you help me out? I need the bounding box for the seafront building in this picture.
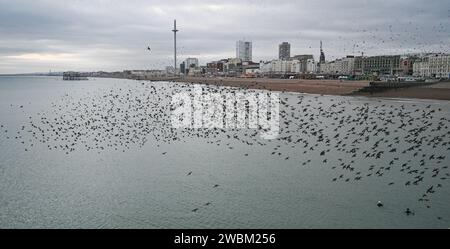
[242,61,260,75]
[320,56,355,75]
[259,58,316,76]
[354,55,402,76]
[319,60,338,75]
[413,54,450,79]
[223,58,243,76]
[427,54,450,78]
[413,59,429,78]
[279,42,291,60]
[205,59,227,75]
[336,56,355,75]
[291,55,315,74]
[318,54,429,78]
[259,60,292,75]
[236,40,252,61]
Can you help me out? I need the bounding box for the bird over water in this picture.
[1,78,449,227]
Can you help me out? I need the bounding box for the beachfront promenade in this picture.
[92,73,450,100]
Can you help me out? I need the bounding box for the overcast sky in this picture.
[0,0,449,73]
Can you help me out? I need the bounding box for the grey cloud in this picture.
[0,0,449,73]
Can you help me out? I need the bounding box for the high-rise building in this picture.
[236,40,252,61]
[279,42,291,60]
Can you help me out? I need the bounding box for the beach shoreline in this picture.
[170,77,369,95]
[159,77,450,101]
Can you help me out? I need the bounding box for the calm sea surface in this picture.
[0,76,449,228]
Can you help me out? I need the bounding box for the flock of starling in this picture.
[1,80,449,221]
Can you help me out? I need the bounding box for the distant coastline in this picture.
[2,74,450,101]
[0,73,62,77]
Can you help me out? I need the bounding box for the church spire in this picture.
[319,40,325,63]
